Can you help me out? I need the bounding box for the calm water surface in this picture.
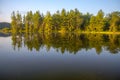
[0,33,120,80]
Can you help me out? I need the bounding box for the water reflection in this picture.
[11,33,120,54]
[0,33,120,80]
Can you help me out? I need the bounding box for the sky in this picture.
[0,0,120,22]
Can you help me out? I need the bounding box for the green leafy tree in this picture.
[33,11,43,32]
[16,11,22,33]
[51,10,61,31]
[11,11,17,33]
[88,10,105,32]
[67,9,76,31]
[88,16,96,31]
[83,12,92,31]
[43,11,52,32]
[11,11,22,33]
[60,8,68,31]
[24,11,33,33]
[96,10,105,31]
[28,11,33,33]
[109,12,120,32]
[74,8,84,31]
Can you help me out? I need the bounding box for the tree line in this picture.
[11,8,120,33]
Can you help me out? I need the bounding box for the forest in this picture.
[11,8,120,33]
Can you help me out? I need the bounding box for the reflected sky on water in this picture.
[0,33,120,80]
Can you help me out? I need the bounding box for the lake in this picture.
[0,33,120,80]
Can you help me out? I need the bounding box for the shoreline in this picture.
[0,30,120,34]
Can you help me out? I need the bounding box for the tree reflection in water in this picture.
[11,33,120,54]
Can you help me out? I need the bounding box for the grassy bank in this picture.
[79,31,120,34]
[0,28,120,34]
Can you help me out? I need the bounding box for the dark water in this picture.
[0,33,120,80]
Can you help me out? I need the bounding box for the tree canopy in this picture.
[11,9,120,33]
